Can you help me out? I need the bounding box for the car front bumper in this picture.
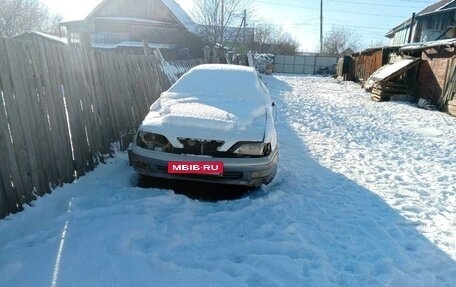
[128,144,278,187]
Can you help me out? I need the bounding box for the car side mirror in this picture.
[272,102,275,108]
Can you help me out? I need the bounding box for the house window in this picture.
[90,33,129,44]
[69,33,80,44]
[425,18,433,29]
[436,14,443,30]
[440,12,452,30]
[425,14,445,31]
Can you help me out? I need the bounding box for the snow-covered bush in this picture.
[254,53,274,74]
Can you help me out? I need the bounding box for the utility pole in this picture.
[320,0,323,55]
[221,0,225,45]
[243,9,247,45]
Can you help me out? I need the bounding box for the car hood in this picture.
[140,92,267,151]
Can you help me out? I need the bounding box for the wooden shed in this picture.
[349,46,400,85]
[401,39,456,112]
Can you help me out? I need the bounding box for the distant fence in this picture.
[273,55,338,74]
[0,39,203,218]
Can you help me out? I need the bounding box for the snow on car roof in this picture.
[142,64,270,142]
[167,64,264,97]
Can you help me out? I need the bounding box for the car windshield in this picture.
[167,65,265,100]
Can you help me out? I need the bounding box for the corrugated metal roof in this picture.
[399,38,456,51]
[418,0,455,15]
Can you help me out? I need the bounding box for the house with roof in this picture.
[60,0,204,59]
[386,0,456,45]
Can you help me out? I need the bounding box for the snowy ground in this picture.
[1,75,456,286]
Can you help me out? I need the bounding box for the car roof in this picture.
[166,64,265,99]
[190,64,257,73]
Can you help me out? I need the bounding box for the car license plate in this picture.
[167,161,224,175]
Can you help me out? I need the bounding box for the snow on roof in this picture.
[91,16,170,25]
[168,64,262,96]
[13,31,67,44]
[92,41,177,49]
[399,38,456,51]
[358,38,456,55]
[161,0,200,34]
[371,59,416,80]
[117,41,176,49]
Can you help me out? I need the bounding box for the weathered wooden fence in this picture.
[0,39,203,218]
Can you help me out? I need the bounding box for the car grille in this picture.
[157,166,243,179]
[155,138,262,158]
[176,138,225,156]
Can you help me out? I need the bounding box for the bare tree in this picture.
[368,39,386,48]
[253,22,298,55]
[0,0,62,37]
[322,26,360,57]
[191,0,252,46]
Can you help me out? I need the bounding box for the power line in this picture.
[277,18,395,33]
[390,0,435,3]
[256,0,411,18]
[292,20,391,31]
[286,16,320,26]
[324,17,390,26]
[324,22,392,30]
[326,0,425,9]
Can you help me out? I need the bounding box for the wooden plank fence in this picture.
[0,39,203,218]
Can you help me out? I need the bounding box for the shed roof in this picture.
[12,31,67,44]
[399,38,456,51]
[92,41,177,49]
[355,38,456,55]
[364,57,420,89]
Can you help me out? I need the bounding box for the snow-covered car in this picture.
[128,64,278,187]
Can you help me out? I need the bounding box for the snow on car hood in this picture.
[140,92,267,150]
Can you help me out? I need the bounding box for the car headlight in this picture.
[233,142,271,156]
[136,131,172,152]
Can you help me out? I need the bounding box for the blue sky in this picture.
[43,0,438,51]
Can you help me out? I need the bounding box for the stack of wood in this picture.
[371,80,413,102]
[441,64,456,116]
[448,100,456,116]
[366,57,420,102]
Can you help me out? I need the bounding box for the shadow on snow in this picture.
[135,175,253,202]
